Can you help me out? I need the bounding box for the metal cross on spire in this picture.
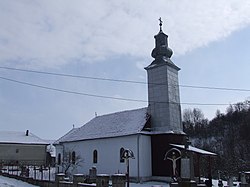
[159,17,163,31]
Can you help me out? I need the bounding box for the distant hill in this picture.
[183,100,250,177]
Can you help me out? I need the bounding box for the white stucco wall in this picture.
[55,134,152,179]
[138,134,152,178]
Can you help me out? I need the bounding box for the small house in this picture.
[0,130,49,166]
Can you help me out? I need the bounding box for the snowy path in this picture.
[0,175,38,187]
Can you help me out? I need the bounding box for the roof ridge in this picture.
[94,107,147,118]
[55,107,149,143]
[53,127,79,144]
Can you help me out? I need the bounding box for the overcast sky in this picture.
[1,0,250,140]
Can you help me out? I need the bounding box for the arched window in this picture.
[72,151,76,164]
[58,153,61,165]
[68,152,71,163]
[120,148,125,163]
[93,150,98,163]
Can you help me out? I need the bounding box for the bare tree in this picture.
[193,108,205,124]
[183,108,194,125]
[61,149,84,177]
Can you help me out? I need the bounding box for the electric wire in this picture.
[0,76,146,103]
[1,66,250,92]
[0,76,235,106]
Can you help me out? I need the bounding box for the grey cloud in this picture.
[0,0,250,68]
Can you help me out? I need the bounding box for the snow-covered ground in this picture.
[0,176,170,187]
[0,175,38,187]
[130,181,169,187]
[0,174,243,187]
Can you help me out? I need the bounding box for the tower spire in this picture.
[150,18,175,66]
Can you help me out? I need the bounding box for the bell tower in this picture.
[145,18,183,134]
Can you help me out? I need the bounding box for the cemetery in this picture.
[1,143,250,187]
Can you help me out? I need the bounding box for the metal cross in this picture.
[159,17,163,31]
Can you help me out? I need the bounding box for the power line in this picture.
[0,66,146,84]
[179,85,250,92]
[1,66,250,92]
[0,75,233,106]
[0,76,146,103]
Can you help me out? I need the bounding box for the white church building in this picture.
[54,20,187,181]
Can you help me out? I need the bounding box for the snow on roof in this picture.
[53,127,80,145]
[170,144,217,156]
[0,131,49,145]
[55,107,149,143]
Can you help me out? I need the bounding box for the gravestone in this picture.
[240,172,249,187]
[241,173,247,184]
[181,158,191,180]
[89,166,97,183]
[227,177,234,187]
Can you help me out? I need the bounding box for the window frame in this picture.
[58,153,61,165]
[93,150,98,164]
[72,151,76,164]
[120,147,125,163]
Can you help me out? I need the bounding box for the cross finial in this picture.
[159,17,163,31]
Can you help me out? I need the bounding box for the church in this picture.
[54,20,193,181]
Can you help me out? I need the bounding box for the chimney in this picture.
[26,130,29,136]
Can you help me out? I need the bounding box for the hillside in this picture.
[183,100,250,177]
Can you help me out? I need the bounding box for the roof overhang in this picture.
[0,142,49,146]
[170,144,217,156]
[141,130,186,135]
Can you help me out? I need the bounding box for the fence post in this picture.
[55,173,65,187]
[112,174,126,187]
[73,174,85,186]
[96,174,110,187]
